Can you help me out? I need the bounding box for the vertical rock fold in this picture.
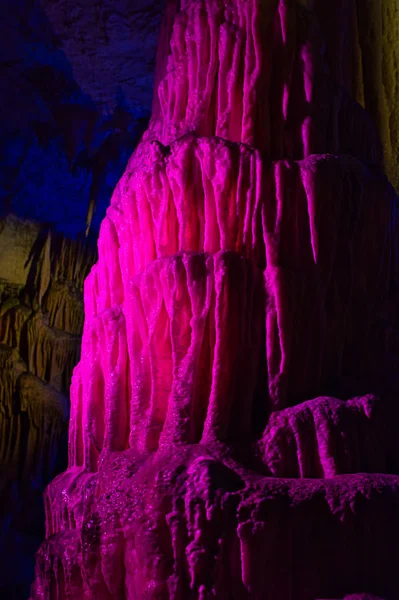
[31,1,399,598]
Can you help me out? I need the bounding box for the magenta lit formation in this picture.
[31,0,399,598]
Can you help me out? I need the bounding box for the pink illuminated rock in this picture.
[148,0,382,165]
[71,251,264,470]
[260,394,399,478]
[31,0,399,598]
[94,143,396,408]
[33,451,399,599]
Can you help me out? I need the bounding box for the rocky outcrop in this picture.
[260,394,399,478]
[31,0,399,599]
[34,454,399,600]
[0,216,95,597]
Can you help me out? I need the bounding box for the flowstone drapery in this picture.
[31,1,399,598]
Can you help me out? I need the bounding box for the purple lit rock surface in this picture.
[31,0,399,598]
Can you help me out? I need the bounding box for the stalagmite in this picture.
[31,0,399,598]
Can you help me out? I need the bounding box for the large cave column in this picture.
[31,1,399,599]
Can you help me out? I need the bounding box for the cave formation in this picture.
[1,0,399,598]
[0,216,96,596]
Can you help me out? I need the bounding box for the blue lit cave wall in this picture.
[0,1,163,597]
[0,0,164,237]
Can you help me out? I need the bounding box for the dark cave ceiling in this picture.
[0,0,164,238]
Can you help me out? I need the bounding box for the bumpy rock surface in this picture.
[0,216,95,597]
[31,0,399,599]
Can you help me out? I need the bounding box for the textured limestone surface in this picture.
[31,0,399,599]
[0,216,95,597]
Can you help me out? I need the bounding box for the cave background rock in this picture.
[0,215,96,598]
[0,0,164,238]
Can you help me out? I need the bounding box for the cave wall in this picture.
[0,216,95,598]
